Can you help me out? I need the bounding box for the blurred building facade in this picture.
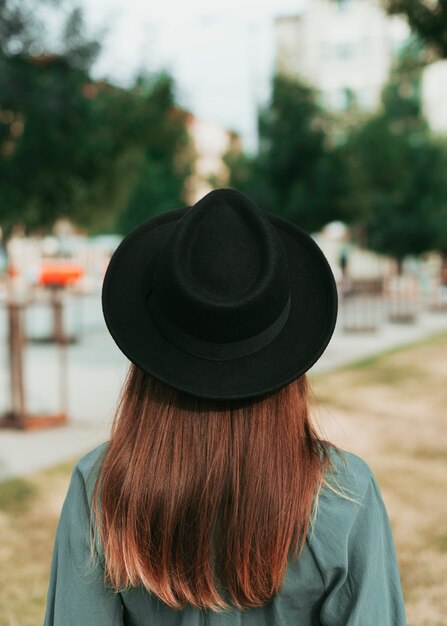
[184,113,242,204]
[274,0,409,112]
[421,59,447,134]
[274,0,446,133]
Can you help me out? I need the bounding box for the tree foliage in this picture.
[0,0,101,66]
[382,0,447,60]
[112,73,193,235]
[0,0,38,55]
[342,37,447,260]
[0,54,95,235]
[226,74,348,233]
[227,36,447,262]
[0,1,192,240]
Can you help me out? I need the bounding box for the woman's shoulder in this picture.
[73,440,373,491]
[73,441,110,499]
[323,443,375,500]
[72,441,376,518]
[73,440,374,499]
[315,443,378,530]
[76,441,109,475]
[307,443,382,570]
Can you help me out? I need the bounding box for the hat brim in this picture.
[101,205,338,400]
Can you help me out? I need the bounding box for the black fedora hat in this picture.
[101,188,338,400]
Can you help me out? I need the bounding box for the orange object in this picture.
[39,262,84,286]
[7,264,19,277]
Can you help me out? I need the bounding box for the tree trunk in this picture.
[10,302,26,423]
[441,252,447,287]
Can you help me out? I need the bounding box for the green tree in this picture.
[0,54,94,237]
[226,74,348,233]
[0,0,101,65]
[0,0,40,55]
[425,135,447,257]
[382,0,447,60]
[113,72,194,235]
[0,1,104,239]
[0,2,192,241]
[342,37,447,267]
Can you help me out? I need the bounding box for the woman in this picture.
[43,188,407,625]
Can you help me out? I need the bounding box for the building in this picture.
[421,59,447,134]
[274,0,410,113]
[184,113,243,204]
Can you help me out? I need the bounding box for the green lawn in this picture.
[0,459,77,626]
[1,332,446,626]
[310,331,447,626]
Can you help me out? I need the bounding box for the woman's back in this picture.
[44,441,406,626]
[43,188,406,624]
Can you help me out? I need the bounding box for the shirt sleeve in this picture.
[43,464,124,626]
[319,471,407,626]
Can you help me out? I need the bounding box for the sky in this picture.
[75,0,309,153]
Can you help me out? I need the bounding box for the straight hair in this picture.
[90,362,342,612]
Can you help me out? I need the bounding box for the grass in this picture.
[0,477,37,513]
[0,460,79,626]
[321,329,447,374]
[1,332,447,625]
[310,331,447,626]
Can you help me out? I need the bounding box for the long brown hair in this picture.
[90,362,340,612]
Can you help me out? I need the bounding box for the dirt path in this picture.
[311,332,447,626]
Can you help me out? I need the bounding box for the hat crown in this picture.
[149,188,290,343]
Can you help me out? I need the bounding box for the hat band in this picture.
[145,289,291,361]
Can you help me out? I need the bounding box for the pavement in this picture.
[0,293,446,481]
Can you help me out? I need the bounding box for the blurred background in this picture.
[0,1,446,625]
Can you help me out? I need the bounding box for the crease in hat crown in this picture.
[145,188,291,350]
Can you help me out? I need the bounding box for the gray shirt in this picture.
[43,442,407,625]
